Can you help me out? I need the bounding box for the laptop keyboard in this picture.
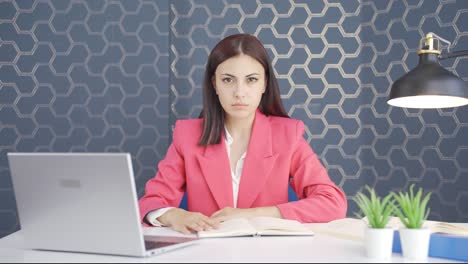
[144,236,198,251]
[144,240,179,250]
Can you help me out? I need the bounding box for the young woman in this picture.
[139,33,347,234]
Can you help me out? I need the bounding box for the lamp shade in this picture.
[388,53,468,108]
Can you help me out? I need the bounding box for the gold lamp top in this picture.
[417,33,442,55]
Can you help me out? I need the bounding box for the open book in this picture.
[410,219,468,236]
[306,216,468,241]
[197,216,315,238]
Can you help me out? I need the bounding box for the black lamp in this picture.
[388,33,468,108]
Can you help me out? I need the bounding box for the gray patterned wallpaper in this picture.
[1,0,467,238]
[0,0,170,237]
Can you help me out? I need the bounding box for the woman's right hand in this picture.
[157,208,221,235]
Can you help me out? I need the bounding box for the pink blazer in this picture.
[139,110,347,225]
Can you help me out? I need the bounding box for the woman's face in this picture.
[213,54,266,121]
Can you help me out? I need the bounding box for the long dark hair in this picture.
[198,33,289,146]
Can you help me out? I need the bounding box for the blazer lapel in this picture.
[237,110,278,208]
[196,136,234,210]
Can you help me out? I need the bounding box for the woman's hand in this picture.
[157,208,220,235]
[210,206,283,222]
[210,207,257,222]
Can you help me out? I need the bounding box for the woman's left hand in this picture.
[211,206,283,222]
[210,207,255,222]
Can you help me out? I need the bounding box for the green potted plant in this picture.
[354,185,395,259]
[391,184,432,260]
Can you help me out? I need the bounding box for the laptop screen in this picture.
[8,153,197,257]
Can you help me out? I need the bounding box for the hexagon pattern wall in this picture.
[0,0,170,238]
[1,0,467,238]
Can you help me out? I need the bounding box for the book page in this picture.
[425,220,468,236]
[197,218,256,238]
[306,218,366,241]
[249,217,312,234]
[383,217,468,236]
[249,216,307,231]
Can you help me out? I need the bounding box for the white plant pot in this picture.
[399,228,431,260]
[364,227,394,259]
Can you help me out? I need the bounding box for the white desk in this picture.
[0,227,463,263]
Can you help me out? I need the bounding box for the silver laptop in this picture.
[7,152,198,257]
